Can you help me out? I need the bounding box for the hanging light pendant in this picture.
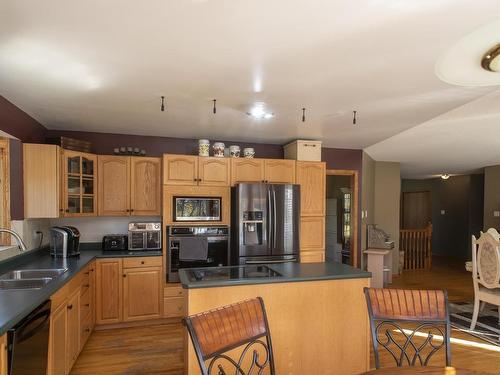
[213,99,217,114]
[160,96,165,112]
[302,108,306,122]
[352,110,357,125]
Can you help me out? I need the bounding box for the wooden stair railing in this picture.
[399,224,432,270]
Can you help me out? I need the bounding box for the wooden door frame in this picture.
[0,138,10,245]
[325,169,359,267]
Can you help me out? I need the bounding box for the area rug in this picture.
[450,302,500,346]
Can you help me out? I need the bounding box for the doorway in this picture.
[325,170,359,267]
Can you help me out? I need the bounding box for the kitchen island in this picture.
[179,261,372,375]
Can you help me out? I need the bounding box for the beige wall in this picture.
[484,165,500,230]
[362,156,401,274]
[361,152,375,259]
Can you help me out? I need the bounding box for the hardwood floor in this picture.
[70,324,184,375]
[71,258,497,374]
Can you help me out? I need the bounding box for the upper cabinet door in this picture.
[264,159,296,183]
[296,161,326,216]
[163,155,198,185]
[61,150,97,217]
[130,157,161,215]
[98,156,130,216]
[231,159,265,185]
[198,157,230,186]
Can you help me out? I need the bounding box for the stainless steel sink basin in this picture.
[0,278,52,290]
[0,268,68,280]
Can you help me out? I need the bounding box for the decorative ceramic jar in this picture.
[213,142,225,157]
[229,145,241,158]
[198,139,210,157]
[243,147,255,158]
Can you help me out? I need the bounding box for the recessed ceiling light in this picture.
[247,103,274,119]
[441,174,450,180]
[481,44,500,72]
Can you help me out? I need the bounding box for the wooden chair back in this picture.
[364,288,451,369]
[183,297,275,375]
[472,230,500,290]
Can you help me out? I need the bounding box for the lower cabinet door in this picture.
[123,267,162,322]
[300,250,325,263]
[66,291,80,372]
[0,334,7,375]
[48,303,67,375]
[96,259,123,324]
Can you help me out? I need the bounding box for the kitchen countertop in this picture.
[179,261,371,289]
[0,246,163,336]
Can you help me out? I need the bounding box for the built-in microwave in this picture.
[174,197,222,222]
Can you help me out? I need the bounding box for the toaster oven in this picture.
[128,222,161,251]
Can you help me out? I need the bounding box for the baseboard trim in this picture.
[94,317,182,330]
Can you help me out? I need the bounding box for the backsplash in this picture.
[0,218,51,262]
[50,216,161,243]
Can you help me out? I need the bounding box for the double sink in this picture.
[0,269,68,290]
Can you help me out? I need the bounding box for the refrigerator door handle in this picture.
[272,188,277,249]
[245,258,297,264]
[267,188,273,250]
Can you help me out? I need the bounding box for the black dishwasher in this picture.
[8,300,51,375]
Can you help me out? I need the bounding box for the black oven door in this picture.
[168,236,229,282]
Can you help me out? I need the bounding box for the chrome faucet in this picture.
[0,228,28,251]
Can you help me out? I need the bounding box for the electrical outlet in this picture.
[494,211,500,218]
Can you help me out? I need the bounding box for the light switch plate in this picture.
[494,211,500,217]
[441,210,446,215]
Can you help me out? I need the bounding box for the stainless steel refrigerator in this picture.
[231,183,300,264]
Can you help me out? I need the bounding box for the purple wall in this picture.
[0,96,47,142]
[46,130,284,159]
[9,140,24,220]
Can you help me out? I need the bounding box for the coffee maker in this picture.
[50,226,81,258]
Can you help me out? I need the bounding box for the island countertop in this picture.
[179,260,371,289]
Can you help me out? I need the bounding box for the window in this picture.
[0,138,10,245]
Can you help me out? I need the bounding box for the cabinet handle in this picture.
[90,268,94,272]
[65,209,69,213]
[126,209,130,213]
[84,328,91,333]
[123,274,126,278]
[67,304,73,310]
[141,261,145,265]
[130,209,134,212]
[85,304,90,307]
[83,284,90,288]
[84,272,90,275]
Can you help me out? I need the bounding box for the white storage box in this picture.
[283,140,322,161]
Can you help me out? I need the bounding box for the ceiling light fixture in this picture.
[160,96,165,112]
[247,103,273,119]
[353,110,357,125]
[481,44,500,72]
[213,99,217,114]
[441,174,450,180]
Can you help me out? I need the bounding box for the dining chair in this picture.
[183,297,275,375]
[470,229,500,330]
[364,288,451,369]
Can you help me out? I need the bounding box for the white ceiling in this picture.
[0,0,500,177]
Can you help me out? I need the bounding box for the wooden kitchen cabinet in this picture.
[98,155,130,216]
[300,251,325,263]
[163,285,185,318]
[95,259,123,325]
[130,157,162,215]
[163,155,198,185]
[61,149,98,217]
[231,158,265,185]
[48,303,67,375]
[23,143,61,218]
[99,156,161,216]
[0,334,6,375]
[296,161,326,216]
[300,216,325,250]
[198,157,230,186]
[123,267,162,321]
[264,159,296,183]
[66,289,80,371]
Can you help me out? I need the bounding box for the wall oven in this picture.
[167,226,229,282]
[174,197,221,222]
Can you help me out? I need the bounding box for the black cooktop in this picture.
[187,265,282,282]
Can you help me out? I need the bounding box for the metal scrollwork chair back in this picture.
[364,288,451,369]
[183,297,276,375]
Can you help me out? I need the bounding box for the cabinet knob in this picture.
[84,328,91,333]
[85,303,90,307]
[130,209,134,212]
[141,261,145,265]
[67,304,73,310]
[123,274,126,278]
[83,284,90,288]
[65,209,70,213]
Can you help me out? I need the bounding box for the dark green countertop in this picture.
[0,246,163,335]
[178,261,371,289]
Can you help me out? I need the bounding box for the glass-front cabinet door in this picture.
[61,150,97,216]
